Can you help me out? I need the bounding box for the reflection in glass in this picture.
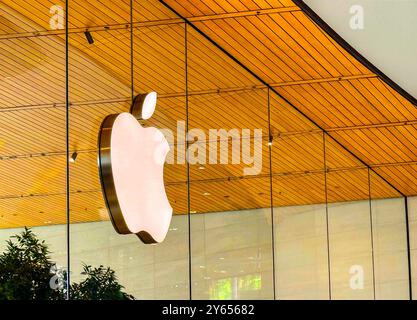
[0,0,413,301]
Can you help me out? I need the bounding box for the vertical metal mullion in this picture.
[368,168,376,300]
[404,197,413,300]
[323,132,332,300]
[65,0,70,301]
[267,88,276,300]
[184,23,192,301]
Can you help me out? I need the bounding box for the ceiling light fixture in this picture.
[69,151,78,163]
[268,136,273,146]
[84,31,94,44]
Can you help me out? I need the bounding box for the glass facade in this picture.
[0,0,414,300]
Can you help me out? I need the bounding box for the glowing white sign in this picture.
[98,92,172,244]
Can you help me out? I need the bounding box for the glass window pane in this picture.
[0,1,67,300]
[326,134,374,299]
[370,172,409,300]
[68,1,189,300]
[272,130,329,300]
[187,25,274,300]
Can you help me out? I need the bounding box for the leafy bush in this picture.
[0,227,62,300]
[0,228,134,300]
[70,265,134,300]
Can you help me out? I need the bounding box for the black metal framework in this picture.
[53,0,416,300]
[65,0,70,301]
[294,0,414,300]
[184,22,193,301]
[368,168,376,300]
[322,132,332,300]
[158,0,414,300]
[267,88,277,300]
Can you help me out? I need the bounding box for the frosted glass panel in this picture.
[191,209,274,300]
[407,196,417,300]
[274,204,329,299]
[328,200,374,299]
[371,198,409,299]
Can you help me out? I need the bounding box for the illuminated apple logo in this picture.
[98,92,172,244]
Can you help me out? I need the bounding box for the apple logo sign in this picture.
[98,92,173,244]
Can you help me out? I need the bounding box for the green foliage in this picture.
[209,278,232,300]
[0,227,63,300]
[0,228,134,300]
[70,265,134,300]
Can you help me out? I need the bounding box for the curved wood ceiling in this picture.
[0,0,413,228]
[160,0,417,194]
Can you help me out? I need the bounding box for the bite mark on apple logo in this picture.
[98,92,173,244]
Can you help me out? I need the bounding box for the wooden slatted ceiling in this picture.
[0,170,398,229]
[166,0,296,16]
[1,0,179,34]
[163,0,417,196]
[0,135,399,229]
[1,36,65,107]
[1,26,261,105]
[185,14,369,82]
[332,126,417,164]
[374,165,417,196]
[369,171,402,199]
[0,133,375,197]
[277,80,417,128]
[0,0,407,229]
